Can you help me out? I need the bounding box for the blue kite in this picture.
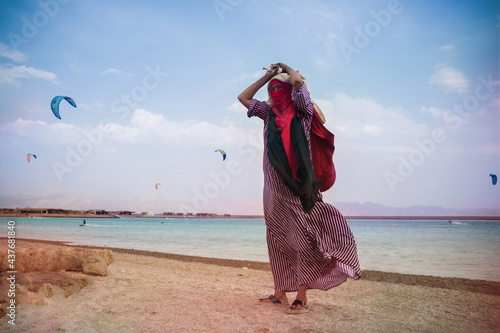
[215,149,226,161]
[51,96,77,119]
[490,174,497,185]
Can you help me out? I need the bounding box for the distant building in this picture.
[195,213,217,218]
[110,210,133,216]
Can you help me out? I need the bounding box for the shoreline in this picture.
[0,214,265,219]
[1,214,499,220]
[6,237,500,295]
[1,238,499,332]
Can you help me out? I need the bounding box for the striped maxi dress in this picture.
[248,83,361,292]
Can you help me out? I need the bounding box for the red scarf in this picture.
[270,79,300,181]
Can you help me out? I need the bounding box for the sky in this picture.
[0,0,499,215]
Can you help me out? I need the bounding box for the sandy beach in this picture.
[1,238,499,332]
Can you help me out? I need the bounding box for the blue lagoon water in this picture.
[1,217,499,282]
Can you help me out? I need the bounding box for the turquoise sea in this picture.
[1,217,499,282]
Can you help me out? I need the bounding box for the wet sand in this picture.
[1,238,499,332]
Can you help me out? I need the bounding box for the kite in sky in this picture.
[215,149,226,161]
[155,183,161,190]
[490,174,497,185]
[51,96,77,119]
[27,153,37,163]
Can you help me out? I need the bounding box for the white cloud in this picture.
[0,65,59,86]
[0,109,257,148]
[0,43,26,62]
[1,118,47,135]
[78,101,105,110]
[0,118,81,144]
[429,67,469,93]
[421,106,446,118]
[313,93,431,157]
[99,109,253,145]
[226,101,246,113]
[316,93,425,139]
[361,124,384,135]
[101,68,133,76]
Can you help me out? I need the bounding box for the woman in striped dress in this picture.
[238,63,361,314]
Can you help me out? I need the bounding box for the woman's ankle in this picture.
[274,291,288,302]
[296,285,307,302]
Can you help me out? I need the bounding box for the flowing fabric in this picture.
[247,83,361,292]
[267,108,321,213]
[311,111,336,192]
[269,79,336,192]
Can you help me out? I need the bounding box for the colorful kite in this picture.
[215,149,226,161]
[27,153,37,163]
[51,96,77,119]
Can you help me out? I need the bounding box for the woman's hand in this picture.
[276,63,303,91]
[238,64,280,109]
[276,62,288,73]
[267,64,281,75]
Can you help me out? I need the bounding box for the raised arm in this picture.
[277,63,303,92]
[238,65,280,109]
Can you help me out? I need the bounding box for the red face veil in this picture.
[269,79,300,180]
[270,79,294,115]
